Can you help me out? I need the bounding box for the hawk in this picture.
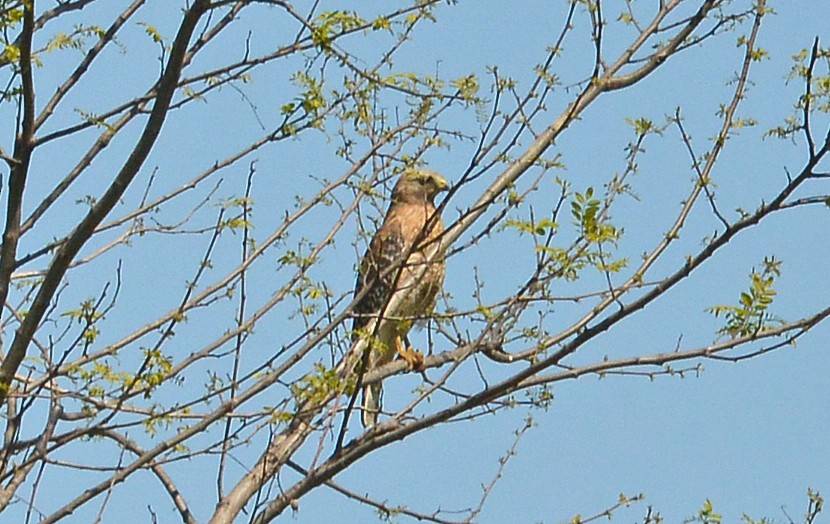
[352,169,449,427]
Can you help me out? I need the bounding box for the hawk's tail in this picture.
[361,383,382,427]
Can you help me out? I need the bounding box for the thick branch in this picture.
[0,0,36,340]
[0,0,211,403]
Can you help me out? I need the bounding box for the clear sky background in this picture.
[10,1,830,523]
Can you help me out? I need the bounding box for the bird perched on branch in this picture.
[352,169,449,427]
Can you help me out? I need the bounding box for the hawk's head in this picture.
[391,169,449,205]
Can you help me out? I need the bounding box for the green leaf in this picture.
[137,22,164,43]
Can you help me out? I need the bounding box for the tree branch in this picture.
[0,0,211,403]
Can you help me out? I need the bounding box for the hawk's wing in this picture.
[352,219,410,428]
[352,220,407,338]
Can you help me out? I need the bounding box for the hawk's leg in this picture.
[395,336,424,371]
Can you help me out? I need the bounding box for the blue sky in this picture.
[8,1,830,522]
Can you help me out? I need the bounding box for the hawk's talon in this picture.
[395,336,425,371]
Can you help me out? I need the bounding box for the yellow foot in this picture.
[395,336,424,371]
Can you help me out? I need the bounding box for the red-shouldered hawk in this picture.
[353,169,448,427]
